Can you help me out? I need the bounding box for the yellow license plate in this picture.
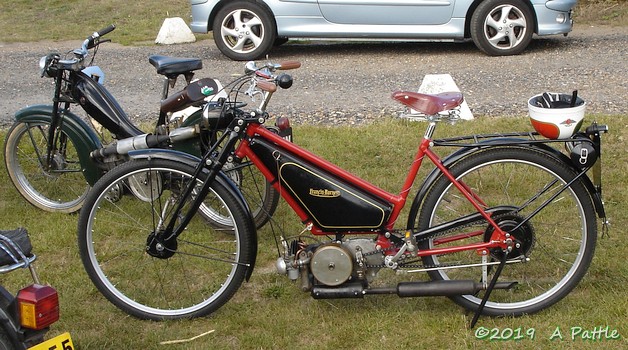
[28,332,73,350]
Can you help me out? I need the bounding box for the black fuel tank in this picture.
[250,138,392,231]
[72,71,143,138]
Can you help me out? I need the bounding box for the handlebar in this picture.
[231,60,301,116]
[276,61,301,70]
[57,25,116,70]
[245,60,301,76]
[87,24,116,49]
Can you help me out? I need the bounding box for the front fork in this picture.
[45,68,72,170]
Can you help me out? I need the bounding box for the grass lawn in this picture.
[0,0,626,348]
[1,115,626,349]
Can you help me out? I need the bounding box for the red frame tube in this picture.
[235,123,508,253]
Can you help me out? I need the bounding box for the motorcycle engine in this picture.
[309,239,383,287]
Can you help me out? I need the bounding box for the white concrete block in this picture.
[417,74,473,120]
[155,17,196,45]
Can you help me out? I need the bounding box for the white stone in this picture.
[417,74,474,120]
[155,17,196,45]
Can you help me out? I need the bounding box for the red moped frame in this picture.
[235,120,510,258]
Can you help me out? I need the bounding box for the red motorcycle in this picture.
[0,228,71,349]
[76,60,608,328]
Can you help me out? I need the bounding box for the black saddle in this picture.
[149,55,203,77]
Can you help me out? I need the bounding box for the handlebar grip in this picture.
[87,25,116,49]
[257,80,278,93]
[97,24,116,37]
[278,61,301,70]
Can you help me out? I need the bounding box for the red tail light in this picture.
[276,117,291,131]
[17,284,59,330]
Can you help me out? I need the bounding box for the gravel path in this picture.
[0,24,626,127]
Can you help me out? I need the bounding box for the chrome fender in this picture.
[14,105,103,185]
[127,148,258,281]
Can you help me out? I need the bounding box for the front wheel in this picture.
[411,146,597,316]
[4,121,89,213]
[77,158,255,320]
[212,1,276,60]
[470,0,534,56]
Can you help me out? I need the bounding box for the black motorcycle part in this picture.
[397,280,483,297]
[145,232,177,259]
[127,148,258,281]
[148,55,203,77]
[569,135,598,169]
[0,228,32,266]
[311,282,365,299]
[276,74,293,89]
[311,280,518,299]
[72,71,143,139]
[250,138,392,231]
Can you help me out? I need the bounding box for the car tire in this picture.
[212,1,276,61]
[470,0,534,56]
[274,37,289,47]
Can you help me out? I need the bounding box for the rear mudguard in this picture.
[127,148,258,281]
[407,138,605,228]
[0,286,21,349]
[14,105,103,185]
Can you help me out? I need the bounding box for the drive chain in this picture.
[362,217,491,269]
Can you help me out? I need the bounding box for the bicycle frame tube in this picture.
[236,123,508,247]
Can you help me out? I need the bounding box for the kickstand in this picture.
[470,252,508,328]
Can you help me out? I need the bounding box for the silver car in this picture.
[189,0,576,60]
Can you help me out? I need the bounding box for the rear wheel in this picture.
[412,147,597,316]
[212,1,276,60]
[77,158,255,320]
[4,120,88,213]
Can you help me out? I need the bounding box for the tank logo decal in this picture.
[279,161,387,229]
[309,188,341,198]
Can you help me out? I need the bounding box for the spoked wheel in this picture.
[411,146,597,316]
[4,121,89,213]
[208,158,279,230]
[77,158,255,320]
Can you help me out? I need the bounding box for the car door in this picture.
[317,0,456,26]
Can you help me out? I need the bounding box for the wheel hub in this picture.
[484,213,535,260]
[146,232,177,259]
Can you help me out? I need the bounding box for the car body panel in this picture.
[316,0,456,26]
[190,0,575,56]
[191,0,574,37]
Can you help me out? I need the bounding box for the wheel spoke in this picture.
[413,147,596,316]
[5,121,88,212]
[78,160,252,320]
[488,32,508,46]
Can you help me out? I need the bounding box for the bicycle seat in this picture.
[391,91,464,115]
[149,55,203,77]
[0,228,33,266]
